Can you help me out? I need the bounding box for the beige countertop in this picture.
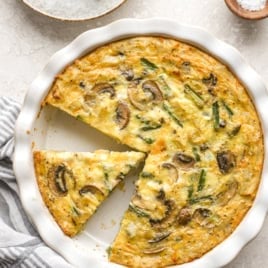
[1,0,267,267]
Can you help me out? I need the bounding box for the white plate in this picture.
[22,0,126,21]
[14,18,268,268]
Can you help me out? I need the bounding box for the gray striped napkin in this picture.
[0,97,72,268]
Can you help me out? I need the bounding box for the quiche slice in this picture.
[33,150,145,237]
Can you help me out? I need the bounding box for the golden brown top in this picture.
[45,36,264,267]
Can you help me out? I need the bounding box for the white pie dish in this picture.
[13,18,268,268]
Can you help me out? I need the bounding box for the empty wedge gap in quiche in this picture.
[33,150,145,237]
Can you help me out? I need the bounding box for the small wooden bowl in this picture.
[225,0,268,20]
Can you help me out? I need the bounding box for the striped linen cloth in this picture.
[0,97,72,268]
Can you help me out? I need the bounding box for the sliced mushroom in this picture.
[148,231,171,243]
[121,68,134,81]
[48,164,75,197]
[79,185,105,196]
[115,102,130,130]
[83,83,115,106]
[216,150,236,174]
[131,193,167,214]
[91,83,115,98]
[143,247,166,254]
[128,80,163,110]
[128,84,146,110]
[142,80,163,102]
[177,207,192,225]
[192,208,212,226]
[161,163,178,183]
[172,153,195,168]
[217,180,238,206]
[130,195,150,216]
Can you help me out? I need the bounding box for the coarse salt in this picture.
[236,0,267,11]
[24,0,123,20]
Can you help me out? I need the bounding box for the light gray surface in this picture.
[0,0,267,267]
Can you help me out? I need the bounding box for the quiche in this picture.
[43,36,264,267]
[33,150,145,237]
